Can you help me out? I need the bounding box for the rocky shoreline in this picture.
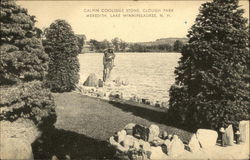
[77,73,169,109]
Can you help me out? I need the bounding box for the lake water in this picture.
[79,53,181,102]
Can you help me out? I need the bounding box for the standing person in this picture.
[103,48,115,82]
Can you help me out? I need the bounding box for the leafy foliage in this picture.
[128,43,173,52]
[43,19,80,92]
[169,0,249,130]
[76,36,84,53]
[0,0,56,129]
[173,40,184,52]
[0,0,49,85]
[89,39,112,51]
[110,37,128,52]
[0,81,56,128]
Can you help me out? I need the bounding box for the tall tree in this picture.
[111,37,120,51]
[0,0,49,85]
[169,0,249,130]
[173,40,184,52]
[119,40,128,51]
[76,36,84,53]
[43,19,80,92]
[100,39,111,50]
[0,0,56,128]
[89,39,99,51]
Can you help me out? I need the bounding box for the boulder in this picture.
[150,146,168,159]
[139,141,151,152]
[83,73,98,87]
[145,100,151,105]
[132,141,140,150]
[124,123,136,135]
[109,136,127,152]
[98,79,104,87]
[188,134,201,153]
[150,137,165,147]
[161,102,168,108]
[133,124,149,141]
[127,149,148,160]
[167,134,173,140]
[148,124,160,142]
[224,124,234,146]
[164,139,172,149]
[196,129,218,149]
[172,135,178,140]
[161,131,168,140]
[129,95,138,102]
[121,79,129,86]
[114,77,121,85]
[124,123,136,130]
[113,77,129,86]
[110,136,118,146]
[65,155,71,160]
[142,98,150,105]
[121,135,138,150]
[136,98,142,103]
[109,91,123,99]
[0,138,33,160]
[141,98,147,104]
[239,120,249,143]
[96,90,105,98]
[117,130,127,143]
[149,100,155,106]
[168,136,185,157]
[51,155,59,160]
[155,101,161,107]
[120,129,127,135]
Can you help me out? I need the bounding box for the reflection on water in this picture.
[79,53,181,102]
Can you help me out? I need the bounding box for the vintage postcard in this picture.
[1,0,249,159]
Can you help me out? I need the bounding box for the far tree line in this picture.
[39,31,185,53]
[87,38,185,53]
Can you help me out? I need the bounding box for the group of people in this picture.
[103,48,115,82]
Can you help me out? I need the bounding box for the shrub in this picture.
[0,0,56,130]
[0,81,56,128]
[168,0,249,130]
[0,0,49,85]
[43,19,80,92]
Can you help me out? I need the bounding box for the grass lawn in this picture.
[32,92,192,159]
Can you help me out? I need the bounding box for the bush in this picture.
[168,0,249,130]
[0,0,49,85]
[43,19,80,92]
[0,81,56,128]
[0,0,56,130]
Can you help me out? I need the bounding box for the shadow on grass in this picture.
[32,127,116,160]
[109,101,195,132]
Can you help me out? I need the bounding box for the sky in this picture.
[17,0,249,42]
